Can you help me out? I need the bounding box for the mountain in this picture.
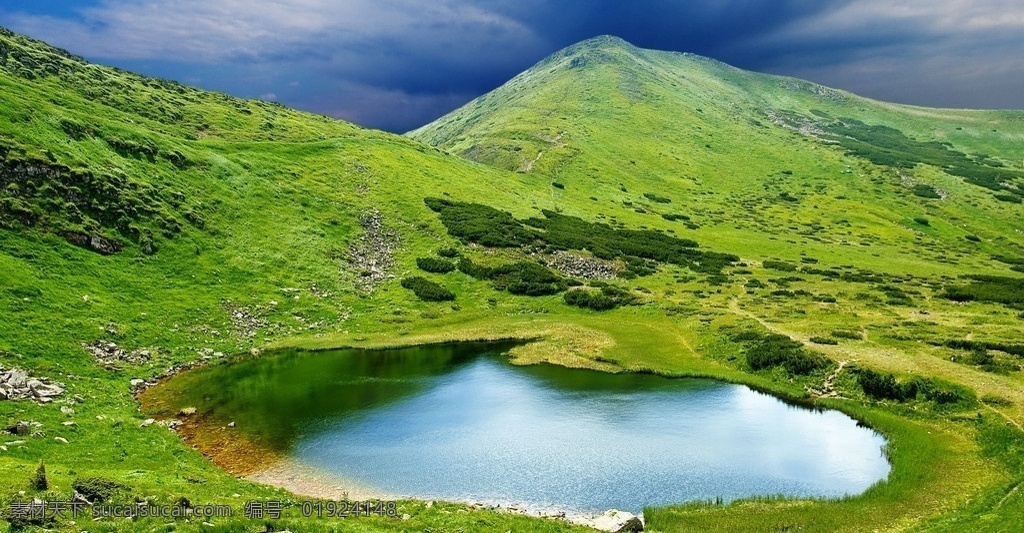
[3,28,1024,531]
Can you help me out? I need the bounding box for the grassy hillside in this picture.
[2,28,1024,531]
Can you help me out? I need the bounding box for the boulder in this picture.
[589,510,644,532]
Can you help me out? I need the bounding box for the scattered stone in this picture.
[129,379,147,392]
[543,251,619,280]
[83,341,152,369]
[1,365,64,403]
[140,418,156,427]
[54,437,68,444]
[223,301,270,338]
[179,407,197,416]
[227,421,235,428]
[62,421,76,426]
[60,406,74,415]
[348,209,399,292]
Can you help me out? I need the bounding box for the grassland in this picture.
[2,28,1024,532]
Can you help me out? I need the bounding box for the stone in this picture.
[140,418,156,427]
[7,421,30,436]
[54,437,68,444]
[129,379,146,391]
[588,510,644,532]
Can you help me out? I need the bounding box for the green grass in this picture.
[3,28,1024,532]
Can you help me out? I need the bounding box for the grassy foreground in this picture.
[2,28,1024,532]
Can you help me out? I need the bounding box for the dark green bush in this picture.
[763,260,798,272]
[736,332,829,375]
[913,217,930,226]
[30,461,47,490]
[552,181,565,189]
[943,339,1024,357]
[810,336,838,345]
[912,184,941,199]
[643,192,671,203]
[416,257,456,273]
[437,247,461,258]
[73,476,128,502]
[400,277,455,301]
[458,258,566,296]
[857,368,914,401]
[832,330,864,340]
[661,213,690,221]
[564,285,637,311]
[426,199,737,275]
[424,198,536,248]
[941,275,1024,307]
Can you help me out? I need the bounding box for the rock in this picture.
[84,341,152,368]
[60,406,74,415]
[179,407,197,416]
[129,379,146,392]
[54,436,68,444]
[6,421,30,435]
[227,421,235,428]
[588,510,644,532]
[140,418,156,427]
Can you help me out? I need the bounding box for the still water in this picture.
[155,342,890,514]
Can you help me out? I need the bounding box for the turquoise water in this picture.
[160,342,890,514]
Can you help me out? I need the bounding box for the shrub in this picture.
[490,262,566,296]
[738,332,829,375]
[661,213,690,222]
[424,198,536,248]
[564,285,637,311]
[912,184,941,199]
[458,258,566,296]
[643,192,672,204]
[940,275,1024,307]
[30,461,47,490]
[73,477,128,502]
[400,277,455,301]
[809,336,839,345]
[832,329,864,340]
[913,217,930,226]
[426,199,737,275]
[416,257,456,273]
[437,247,461,258]
[763,260,798,272]
[857,368,913,401]
[552,181,565,189]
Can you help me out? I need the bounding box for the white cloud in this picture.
[4,0,543,63]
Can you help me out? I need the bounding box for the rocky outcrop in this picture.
[348,209,398,291]
[543,250,619,280]
[83,341,151,369]
[0,365,65,403]
[585,509,644,532]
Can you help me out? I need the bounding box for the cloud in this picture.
[3,0,1024,130]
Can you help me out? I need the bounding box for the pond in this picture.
[147,342,890,514]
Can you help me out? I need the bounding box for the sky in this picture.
[2,1,1024,132]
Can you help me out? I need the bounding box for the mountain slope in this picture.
[3,29,1024,532]
[411,35,1024,276]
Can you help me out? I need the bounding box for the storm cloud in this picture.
[3,0,1023,131]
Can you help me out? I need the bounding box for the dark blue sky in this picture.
[3,1,1024,132]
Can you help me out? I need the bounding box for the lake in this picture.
[149,342,890,514]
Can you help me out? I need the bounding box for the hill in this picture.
[2,28,1024,531]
